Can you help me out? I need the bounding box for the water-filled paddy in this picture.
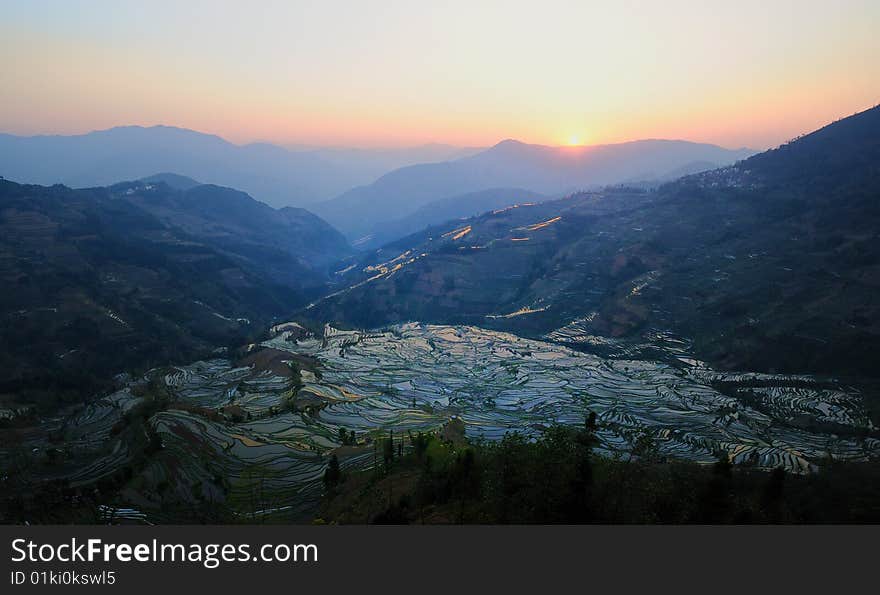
[7,322,877,522]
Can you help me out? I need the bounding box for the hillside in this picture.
[139,172,202,190]
[112,180,353,284]
[355,187,548,249]
[741,104,880,191]
[306,106,880,377]
[0,179,345,412]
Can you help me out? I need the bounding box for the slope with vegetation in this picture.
[113,179,353,284]
[354,187,548,249]
[320,420,880,524]
[0,178,349,414]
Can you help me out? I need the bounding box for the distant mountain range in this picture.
[290,143,484,180]
[0,126,754,248]
[311,138,755,242]
[140,172,202,191]
[0,126,481,207]
[307,105,880,378]
[0,177,351,408]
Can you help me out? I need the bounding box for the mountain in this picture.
[737,106,880,191]
[298,143,484,181]
[0,126,478,207]
[0,126,330,206]
[311,139,755,240]
[354,187,548,249]
[0,178,350,411]
[139,172,201,190]
[306,106,880,378]
[624,160,725,185]
[112,180,353,284]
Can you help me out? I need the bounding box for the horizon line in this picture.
[0,123,763,153]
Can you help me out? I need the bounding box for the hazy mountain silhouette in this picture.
[312,138,755,240]
[622,160,724,185]
[139,172,201,190]
[296,143,483,180]
[0,126,479,207]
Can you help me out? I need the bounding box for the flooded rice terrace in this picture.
[7,322,879,522]
[264,323,878,473]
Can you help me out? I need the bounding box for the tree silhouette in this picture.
[324,453,341,489]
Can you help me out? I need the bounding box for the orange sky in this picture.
[1,1,878,149]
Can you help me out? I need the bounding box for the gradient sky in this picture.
[1,0,878,149]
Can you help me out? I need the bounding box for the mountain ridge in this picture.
[0,126,480,207]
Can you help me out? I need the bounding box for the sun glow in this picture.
[1,3,878,148]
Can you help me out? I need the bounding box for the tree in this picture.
[571,415,598,521]
[698,452,734,522]
[410,431,430,459]
[383,430,395,468]
[762,466,785,522]
[586,411,598,432]
[713,452,733,479]
[324,454,341,489]
[453,448,478,522]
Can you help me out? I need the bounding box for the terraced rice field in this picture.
[7,322,878,522]
[264,323,878,475]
